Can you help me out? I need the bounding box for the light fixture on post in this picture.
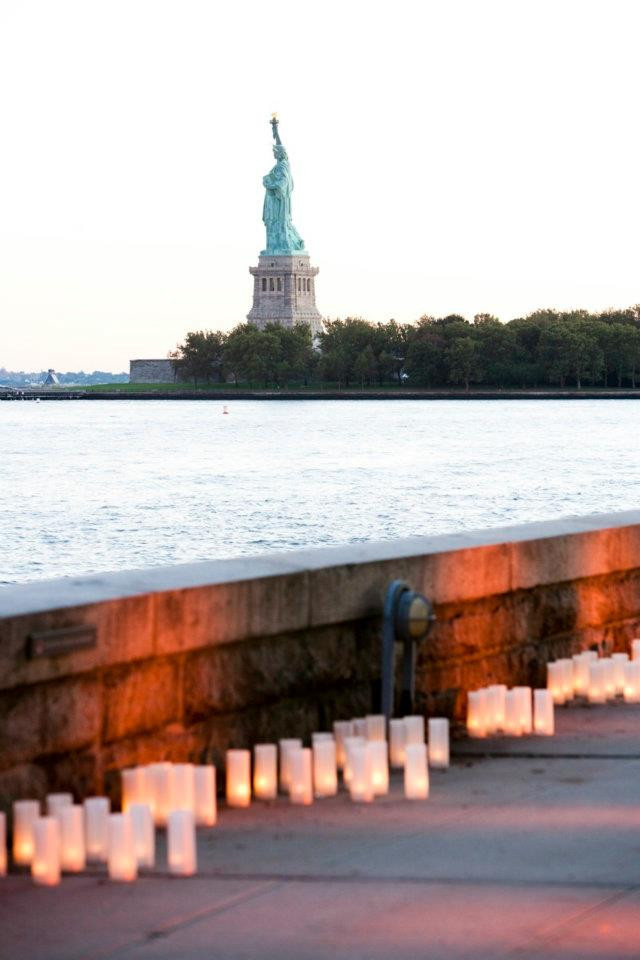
[381,580,435,720]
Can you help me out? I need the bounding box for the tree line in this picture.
[171,307,640,390]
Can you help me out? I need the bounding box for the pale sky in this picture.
[1,0,639,371]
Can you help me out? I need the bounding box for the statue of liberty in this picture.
[261,115,306,255]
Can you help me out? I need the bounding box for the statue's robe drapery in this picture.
[262,157,305,254]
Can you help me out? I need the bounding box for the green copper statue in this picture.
[261,115,306,255]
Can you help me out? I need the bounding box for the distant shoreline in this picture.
[3,387,640,401]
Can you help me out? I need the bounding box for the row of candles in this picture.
[3,713,449,886]
[466,642,640,739]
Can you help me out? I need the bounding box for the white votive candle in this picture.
[404,743,429,800]
[601,658,616,701]
[557,658,574,701]
[503,690,522,736]
[404,715,425,745]
[466,690,488,738]
[588,661,607,704]
[365,714,386,741]
[60,805,85,872]
[487,685,507,732]
[84,797,110,862]
[167,809,196,876]
[533,689,554,736]
[253,744,278,800]
[623,661,640,702]
[342,736,365,785]
[194,766,217,826]
[313,739,338,797]
[226,750,251,808]
[31,817,60,886]
[108,813,137,882]
[46,793,73,820]
[311,732,334,745]
[278,738,302,792]
[333,721,354,769]
[612,653,629,695]
[0,812,5,876]
[368,740,389,796]
[129,803,154,868]
[632,639,640,661]
[389,718,406,767]
[547,662,565,705]
[148,762,174,825]
[348,741,373,803]
[12,799,40,865]
[514,687,532,734]
[352,717,368,738]
[428,718,450,768]
[172,763,195,813]
[289,747,313,805]
[572,653,591,697]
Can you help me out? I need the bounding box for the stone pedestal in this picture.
[247,254,323,337]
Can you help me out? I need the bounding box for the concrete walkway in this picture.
[2,704,639,959]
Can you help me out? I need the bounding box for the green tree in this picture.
[448,337,479,391]
[172,330,226,386]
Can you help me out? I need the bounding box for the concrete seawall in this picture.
[1,510,639,807]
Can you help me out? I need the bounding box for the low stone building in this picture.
[129,359,180,384]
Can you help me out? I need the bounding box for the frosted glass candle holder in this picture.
[0,812,6,876]
[572,653,591,697]
[311,732,334,745]
[588,661,607,704]
[503,690,522,736]
[389,718,406,768]
[288,748,313,805]
[167,809,196,876]
[466,690,488,738]
[404,743,429,800]
[631,639,640,661]
[121,767,146,812]
[226,750,251,808]
[253,744,278,800]
[556,658,574,701]
[60,805,85,872]
[533,689,554,736]
[148,763,174,826]
[108,813,137,882]
[129,803,154,868]
[365,715,386,741]
[194,766,217,826]
[31,817,61,886]
[612,653,629,695]
[46,793,73,820]
[84,797,110,862]
[368,740,389,796]
[487,685,507,732]
[313,739,338,798]
[352,718,368,738]
[333,721,354,769]
[12,799,40,865]
[342,736,365,785]
[547,663,565,705]
[428,718,450,768]
[403,715,425,746]
[172,763,195,813]
[514,687,532,734]
[601,658,616,701]
[348,742,373,803]
[278,738,302,793]
[623,661,640,702]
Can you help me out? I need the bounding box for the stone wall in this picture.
[1,510,639,809]
[129,359,179,384]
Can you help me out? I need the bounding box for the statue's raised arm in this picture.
[261,115,306,256]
